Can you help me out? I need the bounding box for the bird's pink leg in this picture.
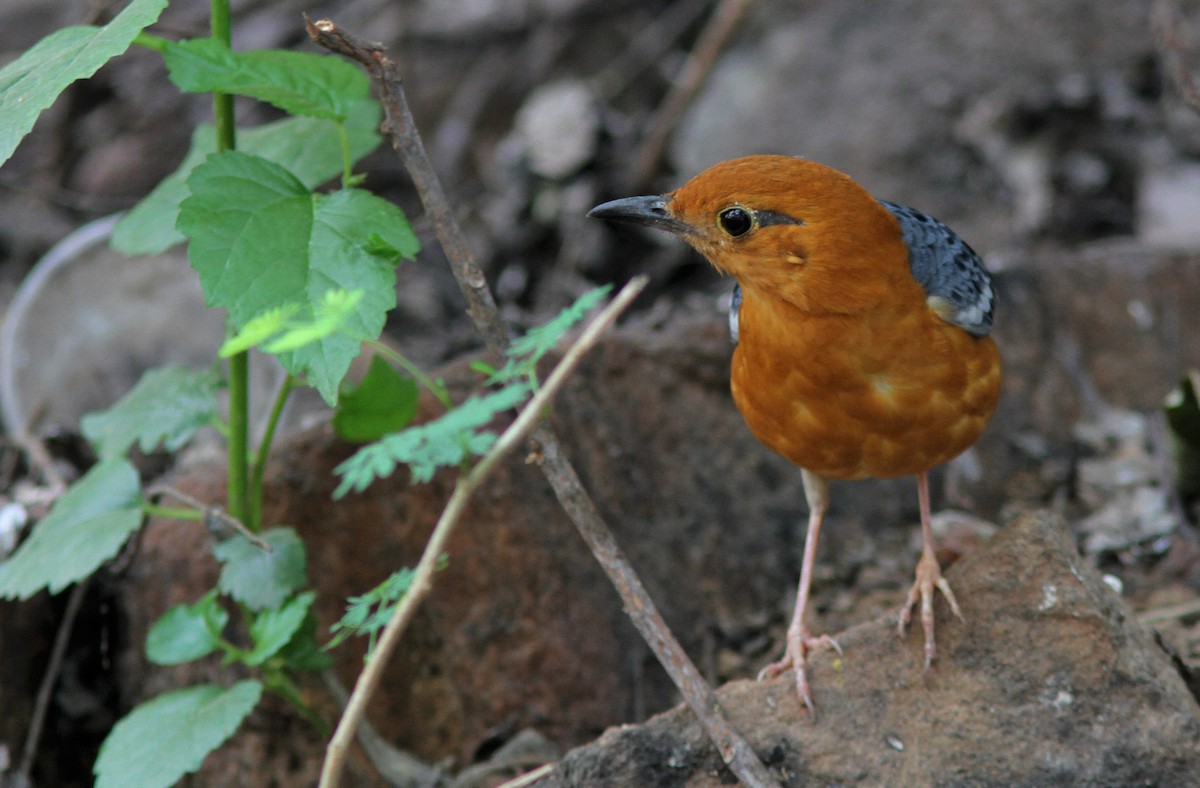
[898,470,964,669]
[758,470,842,716]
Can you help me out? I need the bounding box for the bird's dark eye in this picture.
[718,207,753,237]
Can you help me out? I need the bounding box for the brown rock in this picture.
[546,511,1200,787]
[107,248,1200,782]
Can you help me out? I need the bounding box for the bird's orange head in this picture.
[589,155,921,316]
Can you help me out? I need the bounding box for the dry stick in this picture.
[143,483,271,551]
[1139,596,1200,625]
[320,669,441,786]
[306,18,775,787]
[319,277,648,788]
[15,578,89,786]
[630,0,754,189]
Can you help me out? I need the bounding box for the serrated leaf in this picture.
[164,38,368,120]
[112,100,381,255]
[0,460,142,600]
[278,609,332,672]
[333,356,419,443]
[509,285,612,361]
[244,591,315,666]
[327,567,418,653]
[178,152,419,404]
[488,285,613,385]
[0,0,168,167]
[94,680,262,788]
[334,382,531,496]
[146,590,229,666]
[80,366,220,460]
[213,526,306,611]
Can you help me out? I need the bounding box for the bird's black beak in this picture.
[587,195,695,237]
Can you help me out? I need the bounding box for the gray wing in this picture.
[880,200,995,336]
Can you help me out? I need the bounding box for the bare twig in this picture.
[10,428,68,501]
[15,578,89,787]
[320,670,441,787]
[1155,0,1200,113]
[531,421,778,782]
[143,483,271,551]
[1139,596,1200,624]
[319,278,648,787]
[304,16,509,360]
[496,763,554,788]
[631,0,755,189]
[308,18,776,787]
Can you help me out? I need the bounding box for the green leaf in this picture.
[263,290,364,353]
[333,356,419,443]
[244,591,315,666]
[278,609,332,671]
[0,460,142,600]
[81,366,220,460]
[94,680,262,788]
[218,304,300,358]
[327,567,418,654]
[146,590,229,666]
[178,151,419,404]
[488,285,613,385]
[164,38,368,121]
[334,383,531,496]
[0,0,168,168]
[213,526,306,611]
[111,100,381,255]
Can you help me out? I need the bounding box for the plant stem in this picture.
[249,373,297,532]
[210,0,236,152]
[209,0,250,526]
[226,351,251,529]
[337,122,353,188]
[133,31,169,53]
[366,341,453,410]
[141,503,204,521]
[265,667,331,737]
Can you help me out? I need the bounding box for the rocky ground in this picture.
[2,0,1200,785]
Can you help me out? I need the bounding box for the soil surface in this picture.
[2,0,1200,785]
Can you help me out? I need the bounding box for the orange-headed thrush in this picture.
[589,154,1001,716]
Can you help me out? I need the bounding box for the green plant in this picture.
[0,2,613,785]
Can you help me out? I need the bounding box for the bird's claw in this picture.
[758,627,841,716]
[898,547,963,671]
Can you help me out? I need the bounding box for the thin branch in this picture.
[320,670,442,787]
[143,483,271,551]
[15,578,89,786]
[304,16,509,361]
[1139,596,1200,624]
[319,276,647,787]
[10,428,68,501]
[496,763,555,788]
[631,0,755,189]
[307,18,775,787]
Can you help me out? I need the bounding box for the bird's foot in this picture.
[897,546,964,670]
[758,625,842,716]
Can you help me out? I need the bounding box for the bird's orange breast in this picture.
[730,285,1001,480]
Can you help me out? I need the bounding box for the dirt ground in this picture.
[2,0,1200,785]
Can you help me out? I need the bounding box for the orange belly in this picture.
[730,289,1001,480]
